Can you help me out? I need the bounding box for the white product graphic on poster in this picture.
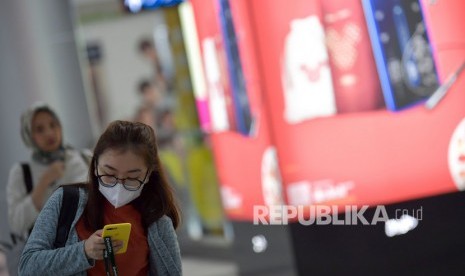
[202,38,229,132]
[287,179,354,206]
[448,117,465,190]
[221,185,243,211]
[261,147,284,206]
[287,181,312,205]
[326,18,362,86]
[281,16,336,124]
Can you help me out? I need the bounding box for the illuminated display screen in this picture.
[123,0,184,13]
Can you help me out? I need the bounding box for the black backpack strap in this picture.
[12,164,33,241]
[54,185,80,248]
[21,163,33,194]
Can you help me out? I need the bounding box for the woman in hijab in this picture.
[6,102,90,239]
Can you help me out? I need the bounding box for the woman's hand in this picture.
[31,160,66,210]
[84,230,124,260]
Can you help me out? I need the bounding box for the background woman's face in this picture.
[31,111,62,152]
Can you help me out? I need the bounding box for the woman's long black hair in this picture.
[81,120,180,231]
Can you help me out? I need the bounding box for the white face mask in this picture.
[99,180,143,208]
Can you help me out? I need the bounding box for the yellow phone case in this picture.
[102,223,132,254]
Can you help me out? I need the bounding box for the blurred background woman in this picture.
[5,102,89,274]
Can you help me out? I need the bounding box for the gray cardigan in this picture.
[19,187,182,276]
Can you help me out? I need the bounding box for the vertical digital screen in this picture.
[363,0,439,110]
[123,0,184,13]
[217,0,253,135]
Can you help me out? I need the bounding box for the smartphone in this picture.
[102,223,131,254]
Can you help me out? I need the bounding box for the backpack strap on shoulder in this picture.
[54,185,80,248]
[11,163,32,243]
[21,163,33,194]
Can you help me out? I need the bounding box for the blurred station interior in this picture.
[1,0,465,275]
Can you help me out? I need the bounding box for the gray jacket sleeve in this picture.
[18,188,92,276]
[148,216,182,276]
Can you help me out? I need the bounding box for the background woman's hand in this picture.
[32,160,66,210]
[44,160,65,185]
[84,230,124,260]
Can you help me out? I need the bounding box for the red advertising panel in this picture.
[322,0,383,113]
[191,0,465,222]
[190,0,280,221]
[247,0,465,213]
[420,0,465,82]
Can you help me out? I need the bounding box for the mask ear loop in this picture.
[142,169,151,185]
[94,160,99,179]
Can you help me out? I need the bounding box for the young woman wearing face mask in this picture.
[19,120,182,276]
[6,103,89,238]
